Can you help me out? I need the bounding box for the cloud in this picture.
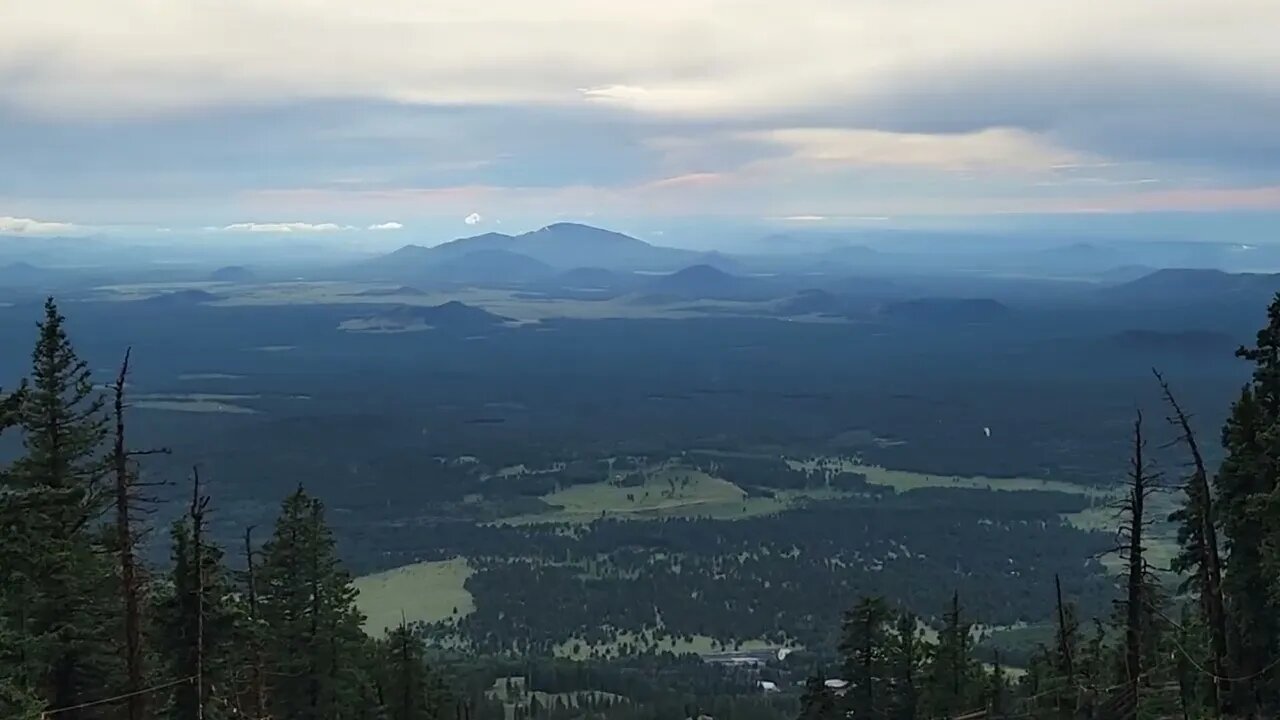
[220,222,350,233]
[3,2,1276,130]
[745,127,1087,173]
[0,216,81,234]
[464,212,483,225]
[4,2,1280,225]
[367,221,403,230]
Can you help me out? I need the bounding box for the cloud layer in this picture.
[0,216,81,234]
[3,1,1279,227]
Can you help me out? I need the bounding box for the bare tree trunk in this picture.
[244,526,268,719]
[1123,411,1148,701]
[112,348,145,720]
[190,467,210,720]
[1054,573,1074,679]
[1155,370,1228,715]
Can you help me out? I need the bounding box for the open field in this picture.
[353,557,474,636]
[789,456,1110,496]
[134,399,258,414]
[177,372,244,380]
[495,464,847,525]
[488,677,627,720]
[789,455,1182,571]
[92,281,802,324]
[552,631,787,660]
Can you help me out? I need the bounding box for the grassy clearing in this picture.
[488,677,627,720]
[497,464,810,525]
[133,400,258,414]
[132,392,264,415]
[354,558,474,636]
[178,373,244,380]
[789,455,1184,572]
[789,456,1107,497]
[553,632,786,660]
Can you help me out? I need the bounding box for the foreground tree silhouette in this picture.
[259,486,371,720]
[1217,294,1280,713]
[0,298,117,716]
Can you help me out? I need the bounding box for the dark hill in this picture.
[430,250,553,284]
[343,301,511,333]
[556,267,622,289]
[880,298,1011,324]
[386,301,510,327]
[209,265,255,282]
[0,261,59,287]
[1107,268,1280,302]
[351,285,427,297]
[776,289,850,316]
[648,265,741,296]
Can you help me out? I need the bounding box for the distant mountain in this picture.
[641,264,766,301]
[137,289,221,306]
[693,251,743,273]
[430,250,553,284]
[880,298,1011,324]
[351,285,428,297]
[1107,268,1280,303]
[358,223,700,280]
[555,267,623,289]
[341,301,511,333]
[209,265,255,282]
[0,261,61,287]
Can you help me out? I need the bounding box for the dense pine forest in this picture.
[4,293,1280,720]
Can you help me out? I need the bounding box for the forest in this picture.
[3,288,1280,719]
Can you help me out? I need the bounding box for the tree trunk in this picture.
[112,349,146,720]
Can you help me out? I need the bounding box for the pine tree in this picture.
[838,595,890,718]
[260,486,369,720]
[1217,296,1280,712]
[155,471,239,720]
[986,652,1008,719]
[921,591,982,719]
[379,620,450,720]
[884,610,927,720]
[0,676,45,720]
[0,298,116,715]
[797,673,836,720]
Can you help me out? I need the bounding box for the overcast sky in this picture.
[2,1,1279,243]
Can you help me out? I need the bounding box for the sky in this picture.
[2,1,1280,247]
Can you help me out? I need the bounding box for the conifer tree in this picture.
[921,591,982,718]
[1216,295,1280,712]
[796,673,836,720]
[0,298,116,715]
[986,652,1008,719]
[838,595,889,718]
[259,486,369,720]
[156,471,238,719]
[378,620,450,720]
[885,610,927,720]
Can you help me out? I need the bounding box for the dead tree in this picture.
[1154,369,1228,715]
[243,525,268,719]
[110,348,169,720]
[190,467,211,720]
[1112,410,1162,702]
